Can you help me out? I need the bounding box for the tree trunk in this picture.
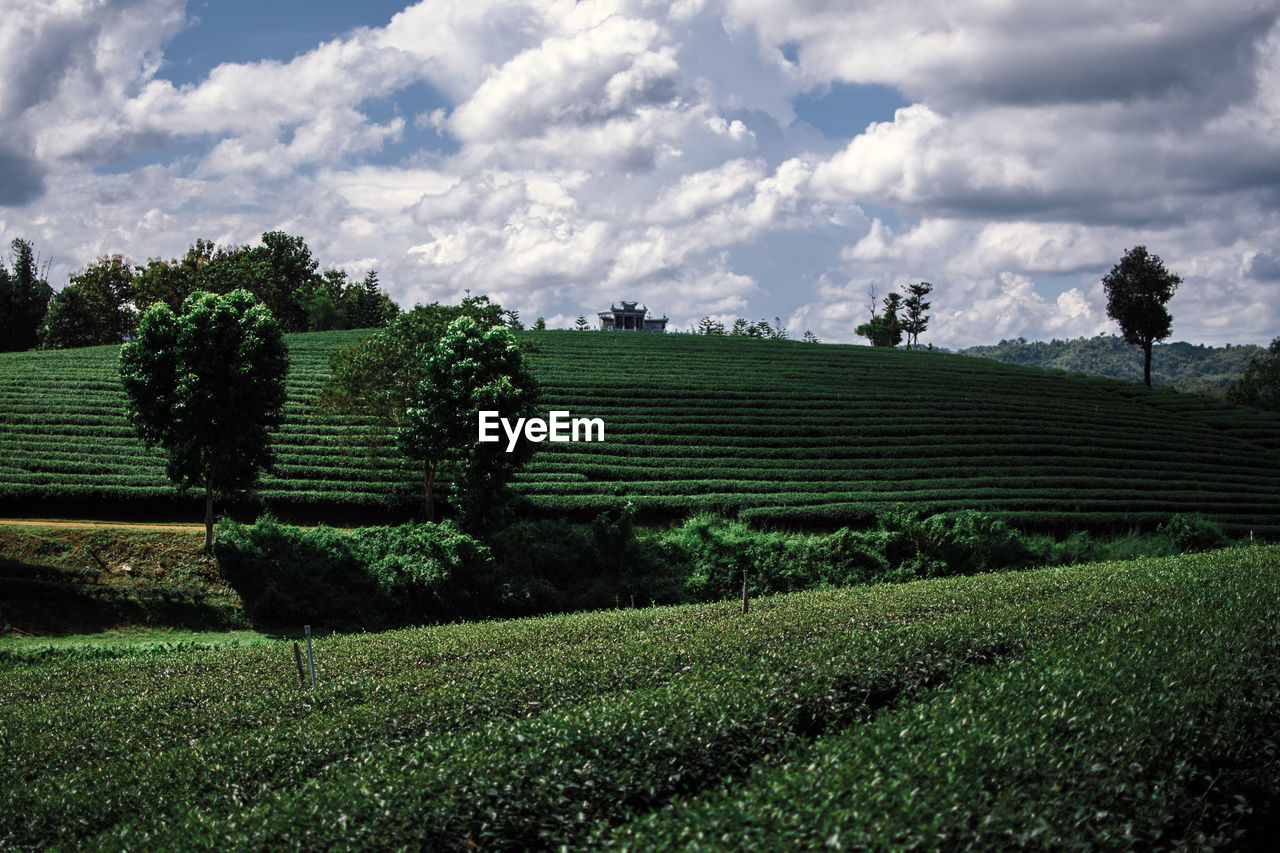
[1143,341,1153,388]
[423,461,436,523]
[204,486,215,554]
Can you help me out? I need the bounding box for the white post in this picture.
[304,625,317,687]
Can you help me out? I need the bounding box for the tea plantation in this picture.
[2,546,1277,850]
[3,330,1280,534]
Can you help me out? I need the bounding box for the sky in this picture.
[2,0,1279,348]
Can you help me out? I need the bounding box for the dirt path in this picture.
[0,519,205,532]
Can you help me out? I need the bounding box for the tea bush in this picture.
[1,547,1275,850]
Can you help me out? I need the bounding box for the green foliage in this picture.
[313,295,509,439]
[213,517,374,628]
[2,548,1277,849]
[960,333,1269,394]
[697,315,725,335]
[398,315,539,526]
[901,280,932,349]
[130,235,397,334]
[1226,336,1280,412]
[41,255,138,349]
[602,547,1280,851]
[119,290,289,549]
[667,514,884,600]
[1102,245,1182,386]
[856,290,905,347]
[214,518,500,629]
[5,330,1280,535]
[0,238,53,352]
[1159,512,1227,552]
[353,523,498,620]
[877,507,1038,580]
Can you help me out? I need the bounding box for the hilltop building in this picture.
[598,300,668,332]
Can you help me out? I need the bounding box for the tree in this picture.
[120,290,289,552]
[802,330,820,343]
[533,317,547,331]
[1225,337,1280,412]
[856,291,904,347]
[1,238,53,352]
[335,270,398,330]
[730,318,750,336]
[901,281,933,349]
[697,316,725,335]
[313,295,511,477]
[42,255,137,348]
[133,240,215,313]
[574,314,589,331]
[397,316,539,527]
[1101,245,1181,387]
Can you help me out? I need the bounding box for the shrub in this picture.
[351,523,497,623]
[878,508,1037,580]
[1159,512,1227,552]
[213,517,380,630]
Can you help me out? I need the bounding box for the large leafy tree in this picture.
[42,254,137,348]
[120,290,289,552]
[133,239,217,313]
[1,238,53,352]
[1225,337,1280,412]
[315,294,508,434]
[398,316,539,528]
[136,235,396,333]
[1102,245,1181,387]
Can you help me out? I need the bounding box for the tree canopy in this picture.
[314,294,511,438]
[397,316,539,528]
[41,254,137,348]
[902,281,933,349]
[1102,245,1181,387]
[857,291,904,347]
[120,290,289,551]
[1,238,53,352]
[1225,337,1280,412]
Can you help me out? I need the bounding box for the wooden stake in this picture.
[741,570,749,615]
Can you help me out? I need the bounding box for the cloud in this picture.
[0,145,46,207]
[2,0,1279,349]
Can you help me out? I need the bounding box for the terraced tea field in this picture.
[3,330,1280,534]
[3,547,1278,849]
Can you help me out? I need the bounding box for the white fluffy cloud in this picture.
[2,0,1279,346]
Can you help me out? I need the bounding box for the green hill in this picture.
[3,330,1280,535]
[957,334,1264,395]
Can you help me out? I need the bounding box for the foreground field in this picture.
[3,331,1280,534]
[2,546,1277,850]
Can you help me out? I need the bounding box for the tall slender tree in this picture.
[1101,246,1181,387]
[901,281,933,349]
[1,238,53,352]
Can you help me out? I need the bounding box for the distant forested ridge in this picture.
[958,335,1265,395]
